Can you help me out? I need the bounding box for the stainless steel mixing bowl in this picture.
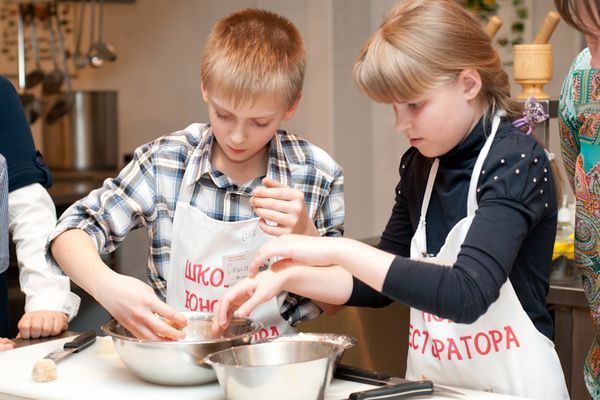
[204,340,346,400]
[101,311,262,386]
[268,332,356,378]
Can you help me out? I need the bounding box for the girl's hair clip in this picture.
[512,97,550,135]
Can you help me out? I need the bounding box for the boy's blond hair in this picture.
[353,0,521,119]
[201,8,305,109]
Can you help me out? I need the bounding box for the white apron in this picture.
[406,114,569,399]
[166,156,295,341]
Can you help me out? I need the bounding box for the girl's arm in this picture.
[214,264,354,328]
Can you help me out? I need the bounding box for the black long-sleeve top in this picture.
[0,75,52,192]
[347,117,557,339]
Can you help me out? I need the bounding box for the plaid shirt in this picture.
[48,123,344,325]
[0,155,8,273]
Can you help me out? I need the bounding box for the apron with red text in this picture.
[406,114,569,399]
[166,157,295,341]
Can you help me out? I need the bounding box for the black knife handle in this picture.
[336,363,391,384]
[349,381,434,400]
[64,330,97,352]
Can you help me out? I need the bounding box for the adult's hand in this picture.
[0,337,15,351]
[17,311,68,339]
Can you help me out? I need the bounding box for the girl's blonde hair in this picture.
[354,0,521,119]
[201,8,305,109]
[354,0,563,202]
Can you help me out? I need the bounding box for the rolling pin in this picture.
[533,11,561,44]
[485,16,503,39]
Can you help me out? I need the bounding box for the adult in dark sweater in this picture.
[0,75,79,346]
[213,1,568,398]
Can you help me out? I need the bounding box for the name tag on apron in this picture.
[222,251,269,286]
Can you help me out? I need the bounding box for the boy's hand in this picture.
[251,178,319,237]
[0,337,15,351]
[96,273,188,341]
[17,311,68,339]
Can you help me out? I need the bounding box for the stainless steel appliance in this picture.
[42,90,118,170]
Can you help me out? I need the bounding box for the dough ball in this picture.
[96,338,115,354]
[31,359,57,383]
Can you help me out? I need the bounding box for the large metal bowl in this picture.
[204,340,346,400]
[101,311,262,386]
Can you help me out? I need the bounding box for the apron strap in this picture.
[419,158,440,222]
[466,112,503,216]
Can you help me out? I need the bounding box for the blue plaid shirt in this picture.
[48,123,344,325]
[0,155,8,273]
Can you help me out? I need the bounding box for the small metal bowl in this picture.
[101,311,262,386]
[204,340,346,400]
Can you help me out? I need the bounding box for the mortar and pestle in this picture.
[513,12,561,100]
[485,16,503,39]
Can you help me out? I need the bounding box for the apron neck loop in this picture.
[466,112,502,215]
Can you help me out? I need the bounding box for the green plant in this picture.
[461,0,530,57]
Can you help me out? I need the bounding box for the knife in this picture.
[43,330,97,363]
[335,364,464,399]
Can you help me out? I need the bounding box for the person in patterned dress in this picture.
[555,0,600,397]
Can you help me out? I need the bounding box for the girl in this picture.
[555,0,600,397]
[215,1,569,398]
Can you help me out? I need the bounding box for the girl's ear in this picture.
[459,69,482,101]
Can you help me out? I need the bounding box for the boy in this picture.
[48,8,344,341]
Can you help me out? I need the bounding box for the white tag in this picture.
[222,252,269,286]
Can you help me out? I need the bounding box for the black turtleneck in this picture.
[347,117,557,339]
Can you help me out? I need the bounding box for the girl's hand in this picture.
[95,273,188,341]
[251,178,319,237]
[248,234,342,278]
[0,337,15,351]
[17,311,68,339]
[213,267,290,331]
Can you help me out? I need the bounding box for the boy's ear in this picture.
[282,94,302,121]
[458,69,482,101]
[200,81,209,103]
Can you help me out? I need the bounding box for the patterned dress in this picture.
[559,48,600,399]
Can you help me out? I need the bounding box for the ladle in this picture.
[42,4,63,95]
[16,4,41,123]
[25,4,44,89]
[46,1,73,125]
[73,0,88,69]
[87,0,103,68]
[94,0,117,62]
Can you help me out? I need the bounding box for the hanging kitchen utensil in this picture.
[42,3,63,95]
[46,1,74,125]
[94,0,117,62]
[72,0,87,69]
[25,4,44,89]
[86,0,103,68]
[16,3,41,124]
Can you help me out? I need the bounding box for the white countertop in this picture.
[0,336,527,400]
